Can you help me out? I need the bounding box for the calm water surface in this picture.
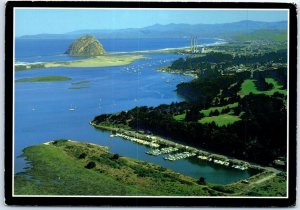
[14,38,252,184]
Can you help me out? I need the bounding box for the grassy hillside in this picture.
[15,140,211,196]
[235,29,287,42]
[198,114,241,127]
[15,140,286,196]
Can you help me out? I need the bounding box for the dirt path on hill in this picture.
[249,172,277,186]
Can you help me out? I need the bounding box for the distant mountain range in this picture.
[18,20,287,40]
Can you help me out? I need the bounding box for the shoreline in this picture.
[15,40,227,71]
[15,54,145,71]
[90,121,267,173]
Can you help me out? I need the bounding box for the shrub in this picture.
[78,153,87,159]
[111,153,120,160]
[197,177,206,185]
[85,161,96,169]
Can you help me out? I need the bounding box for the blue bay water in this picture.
[14,38,252,184]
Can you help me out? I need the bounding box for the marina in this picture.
[164,151,197,161]
[93,123,260,172]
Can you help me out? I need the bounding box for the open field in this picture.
[15,54,145,70]
[15,76,71,82]
[173,102,239,125]
[200,102,238,117]
[239,78,287,97]
[173,113,186,121]
[198,114,241,126]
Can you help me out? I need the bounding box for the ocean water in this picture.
[14,38,252,184]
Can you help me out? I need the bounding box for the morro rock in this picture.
[66,35,105,56]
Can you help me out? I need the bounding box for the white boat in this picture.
[69,105,76,111]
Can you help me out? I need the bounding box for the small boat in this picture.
[69,105,76,111]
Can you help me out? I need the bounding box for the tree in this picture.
[197,177,206,185]
[185,106,201,122]
[111,153,120,160]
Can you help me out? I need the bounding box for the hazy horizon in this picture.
[15,9,288,37]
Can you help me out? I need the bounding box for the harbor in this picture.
[90,122,264,172]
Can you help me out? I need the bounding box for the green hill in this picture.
[235,29,287,42]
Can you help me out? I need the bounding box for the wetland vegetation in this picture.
[15,76,72,82]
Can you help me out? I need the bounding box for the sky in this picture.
[15,8,288,37]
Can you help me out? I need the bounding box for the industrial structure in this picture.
[190,36,198,53]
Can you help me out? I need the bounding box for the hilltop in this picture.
[66,35,105,56]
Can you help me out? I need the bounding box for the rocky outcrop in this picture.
[66,35,105,56]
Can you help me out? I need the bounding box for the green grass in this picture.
[235,29,287,42]
[244,172,287,196]
[239,78,287,97]
[16,76,71,83]
[200,102,238,117]
[198,114,241,127]
[209,171,287,196]
[239,80,259,96]
[14,140,211,196]
[173,113,186,121]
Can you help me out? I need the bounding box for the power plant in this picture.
[190,36,198,53]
